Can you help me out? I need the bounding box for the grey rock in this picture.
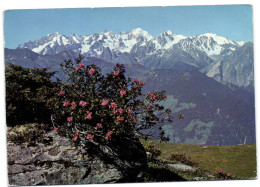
[168,164,195,171]
[7,126,147,186]
[193,177,205,181]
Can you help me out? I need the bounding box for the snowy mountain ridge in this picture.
[17,28,243,57]
[16,28,253,89]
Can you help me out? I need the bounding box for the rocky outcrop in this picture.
[7,126,147,186]
[167,164,195,171]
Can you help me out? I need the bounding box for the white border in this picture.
[0,1,259,187]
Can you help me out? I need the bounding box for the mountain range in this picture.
[5,28,255,145]
[17,28,253,89]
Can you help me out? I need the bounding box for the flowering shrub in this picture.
[169,153,198,167]
[51,56,173,149]
[142,143,162,161]
[215,170,232,180]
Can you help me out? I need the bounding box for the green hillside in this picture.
[142,139,257,179]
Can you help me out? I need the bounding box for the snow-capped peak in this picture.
[237,41,245,46]
[151,31,187,51]
[166,30,173,35]
[130,28,153,40]
[47,32,62,38]
[202,33,217,37]
[177,32,244,56]
[131,28,146,35]
[101,30,114,36]
[199,33,235,45]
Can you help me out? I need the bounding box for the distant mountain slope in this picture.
[5,48,79,81]
[201,42,254,90]
[142,69,255,145]
[4,48,40,68]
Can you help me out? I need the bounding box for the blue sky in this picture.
[4,5,253,49]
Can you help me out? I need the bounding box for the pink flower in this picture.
[72,136,78,141]
[79,63,85,68]
[63,101,70,107]
[75,66,81,71]
[109,102,118,109]
[105,130,113,140]
[128,109,132,115]
[139,82,146,86]
[120,90,126,96]
[71,101,77,110]
[97,123,103,128]
[147,92,156,101]
[72,131,79,141]
[76,63,85,71]
[101,99,109,106]
[118,108,124,114]
[112,109,117,115]
[116,116,124,122]
[58,90,65,96]
[87,134,94,140]
[150,95,156,100]
[86,111,92,120]
[54,127,59,133]
[67,117,73,122]
[114,70,120,76]
[134,78,139,82]
[89,68,96,75]
[79,101,87,108]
